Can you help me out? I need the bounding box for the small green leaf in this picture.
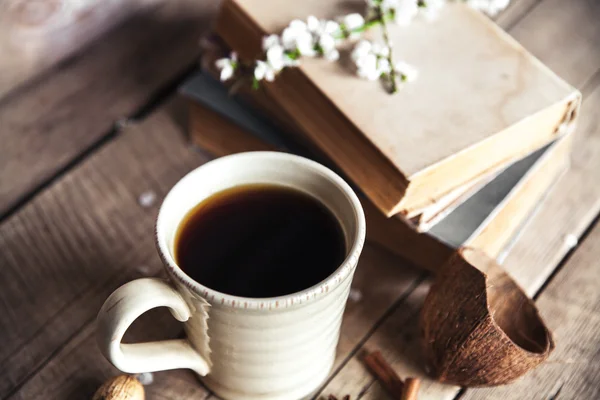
[286,49,301,60]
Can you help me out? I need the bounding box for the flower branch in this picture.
[215,0,511,94]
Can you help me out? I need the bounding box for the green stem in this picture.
[378,8,397,93]
[334,11,394,39]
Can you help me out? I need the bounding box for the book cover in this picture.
[215,0,580,220]
[180,72,571,271]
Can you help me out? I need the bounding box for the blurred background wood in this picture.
[0,0,599,399]
[0,0,159,99]
[0,0,218,218]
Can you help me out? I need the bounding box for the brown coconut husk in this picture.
[420,248,554,386]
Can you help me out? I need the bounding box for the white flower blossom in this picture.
[371,42,390,57]
[296,32,317,56]
[318,20,342,60]
[319,34,336,53]
[289,19,308,31]
[394,0,419,26]
[365,0,419,27]
[353,41,385,80]
[254,60,275,82]
[395,61,419,82]
[281,19,315,55]
[378,58,392,75]
[235,0,442,90]
[467,0,510,16]
[420,0,445,21]
[344,13,365,31]
[262,34,280,51]
[342,13,365,39]
[266,44,286,71]
[357,53,381,80]
[215,52,237,82]
[381,0,400,11]
[283,55,301,67]
[307,15,320,33]
[351,40,373,62]
[322,20,341,36]
[325,49,340,61]
[352,39,417,87]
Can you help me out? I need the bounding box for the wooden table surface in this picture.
[1,0,599,399]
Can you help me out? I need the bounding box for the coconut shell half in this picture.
[420,248,554,386]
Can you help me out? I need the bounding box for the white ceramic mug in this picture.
[97,152,366,400]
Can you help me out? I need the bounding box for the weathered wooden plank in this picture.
[0,99,423,399]
[494,0,541,30]
[0,0,155,99]
[8,306,212,400]
[318,69,600,400]
[320,282,456,400]
[0,104,209,398]
[500,79,600,295]
[507,0,600,89]
[0,0,218,218]
[320,1,600,395]
[462,222,600,399]
[7,1,600,399]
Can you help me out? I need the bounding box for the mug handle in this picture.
[96,278,210,375]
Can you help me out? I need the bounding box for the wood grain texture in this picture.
[4,1,600,399]
[508,0,600,89]
[0,104,209,398]
[321,282,458,400]
[462,220,600,400]
[320,24,600,400]
[0,0,157,99]
[9,306,213,400]
[0,98,425,399]
[494,0,541,29]
[184,76,586,398]
[500,82,600,295]
[0,0,218,218]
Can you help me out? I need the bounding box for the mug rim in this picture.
[155,152,366,310]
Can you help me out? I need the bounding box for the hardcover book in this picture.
[214,0,580,221]
[180,72,571,271]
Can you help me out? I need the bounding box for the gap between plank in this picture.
[313,274,428,400]
[2,313,98,400]
[447,185,600,399]
[501,0,544,31]
[448,173,600,400]
[581,67,600,98]
[532,206,600,300]
[0,63,198,225]
[1,251,160,400]
[0,45,86,108]
[0,129,118,224]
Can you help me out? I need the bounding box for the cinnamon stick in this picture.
[401,378,420,400]
[363,351,404,398]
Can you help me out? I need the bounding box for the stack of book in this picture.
[181,0,581,272]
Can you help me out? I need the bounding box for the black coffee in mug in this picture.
[174,184,347,298]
